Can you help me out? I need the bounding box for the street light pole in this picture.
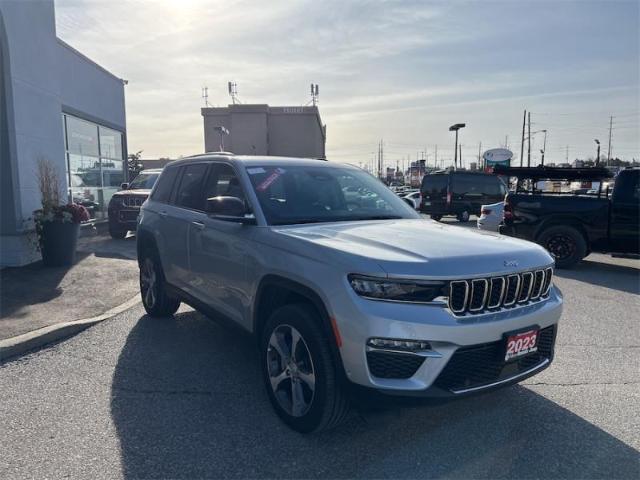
[541,130,547,166]
[449,123,466,170]
[594,139,601,166]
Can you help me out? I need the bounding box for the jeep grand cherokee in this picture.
[136,154,563,432]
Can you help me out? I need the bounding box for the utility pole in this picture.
[527,111,532,167]
[607,116,613,166]
[505,135,509,149]
[566,145,569,163]
[478,142,482,169]
[459,144,463,169]
[520,109,526,167]
[435,145,438,169]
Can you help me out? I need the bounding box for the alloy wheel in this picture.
[547,234,575,261]
[140,258,157,309]
[266,324,316,417]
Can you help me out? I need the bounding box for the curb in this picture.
[0,294,141,362]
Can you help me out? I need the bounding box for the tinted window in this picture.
[421,175,448,194]
[129,172,160,190]
[202,164,247,205]
[613,171,639,202]
[151,167,179,203]
[175,164,208,210]
[453,175,502,196]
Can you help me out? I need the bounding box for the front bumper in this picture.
[332,285,563,397]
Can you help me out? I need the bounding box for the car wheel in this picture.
[139,250,180,316]
[457,210,470,222]
[260,304,350,433]
[109,224,127,239]
[538,225,587,269]
[430,214,442,221]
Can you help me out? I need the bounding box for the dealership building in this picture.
[202,104,326,158]
[0,0,127,266]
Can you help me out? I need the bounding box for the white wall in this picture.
[0,0,126,266]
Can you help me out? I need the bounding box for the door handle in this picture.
[191,221,205,230]
[158,211,168,218]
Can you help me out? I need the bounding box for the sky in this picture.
[55,0,639,168]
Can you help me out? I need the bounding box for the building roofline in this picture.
[56,38,123,83]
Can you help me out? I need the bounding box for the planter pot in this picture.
[41,221,80,267]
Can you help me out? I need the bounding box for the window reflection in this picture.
[63,114,125,220]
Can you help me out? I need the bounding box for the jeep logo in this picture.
[504,260,519,267]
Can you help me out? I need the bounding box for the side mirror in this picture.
[120,183,129,190]
[205,196,254,224]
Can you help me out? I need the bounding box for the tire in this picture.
[139,248,180,316]
[109,224,127,239]
[430,214,442,221]
[457,210,470,222]
[537,225,587,269]
[260,304,350,433]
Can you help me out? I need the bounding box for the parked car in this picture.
[477,201,504,231]
[107,169,162,238]
[402,190,421,210]
[420,170,507,222]
[497,165,639,268]
[137,154,562,432]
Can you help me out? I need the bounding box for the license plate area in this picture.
[504,327,539,362]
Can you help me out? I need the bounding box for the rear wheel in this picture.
[457,210,470,222]
[430,214,442,221]
[139,250,180,316]
[538,225,587,269]
[260,304,350,433]
[109,223,127,239]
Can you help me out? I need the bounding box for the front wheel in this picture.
[430,214,442,221]
[260,304,350,433]
[457,210,470,222]
[537,225,587,268]
[139,252,180,316]
[109,223,127,239]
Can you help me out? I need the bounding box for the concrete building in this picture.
[202,104,326,158]
[1,0,126,266]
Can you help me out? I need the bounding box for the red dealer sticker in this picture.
[504,329,539,361]
[256,168,285,192]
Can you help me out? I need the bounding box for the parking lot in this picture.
[1,219,638,479]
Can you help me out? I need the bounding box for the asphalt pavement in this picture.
[0,222,638,479]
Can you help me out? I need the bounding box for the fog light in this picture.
[367,338,431,352]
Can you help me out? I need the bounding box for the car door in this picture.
[610,170,639,253]
[188,163,255,327]
[162,162,209,292]
[421,174,448,213]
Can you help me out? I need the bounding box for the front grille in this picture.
[122,196,146,207]
[434,325,556,392]
[366,351,425,379]
[448,268,553,316]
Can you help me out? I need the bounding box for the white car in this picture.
[477,201,504,231]
[402,191,421,210]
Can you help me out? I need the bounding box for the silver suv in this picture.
[136,154,563,432]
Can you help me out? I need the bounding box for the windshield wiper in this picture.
[351,215,403,221]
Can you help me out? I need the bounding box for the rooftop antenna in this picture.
[228,81,240,104]
[201,86,210,107]
[310,83,319,106]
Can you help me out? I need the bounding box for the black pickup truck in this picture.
[495,166,639,268]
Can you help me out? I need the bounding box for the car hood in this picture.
[273,219,553,278]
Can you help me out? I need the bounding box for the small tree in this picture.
[127,150,143,180]
[36,157,62,213]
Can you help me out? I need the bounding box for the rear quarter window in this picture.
[421,175,448,194]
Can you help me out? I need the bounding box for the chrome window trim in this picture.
[469,278,489,312]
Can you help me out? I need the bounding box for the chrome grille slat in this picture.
[448,269,552,316]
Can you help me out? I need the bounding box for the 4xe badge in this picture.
[504,260,519,267]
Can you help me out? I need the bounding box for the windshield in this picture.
[128,172,160,190]
[246,165,420,225]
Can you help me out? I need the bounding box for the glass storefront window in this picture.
[63,114,125,220]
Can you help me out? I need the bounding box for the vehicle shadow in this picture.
[555,257,640,295]
[110,311,639,479]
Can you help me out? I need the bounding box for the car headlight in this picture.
[348,274,447,303]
